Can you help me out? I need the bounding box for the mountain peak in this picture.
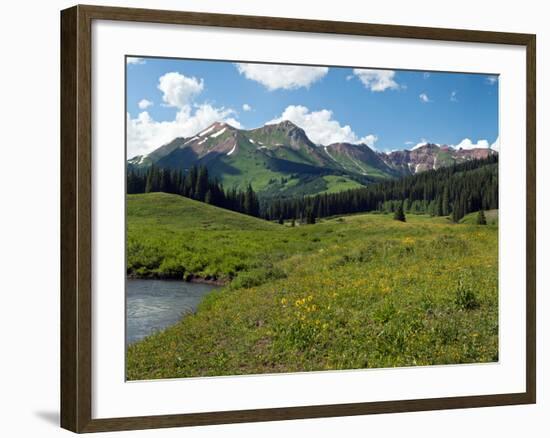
[264,119,304,132]
[277,120,300,129]
[251,120,313,145]
[196,121,236,138]
[410,142,440,151]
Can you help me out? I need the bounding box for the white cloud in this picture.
[267,105,377,147]
[242,103,252,112]
[126,57,145,65]
[419,93,431,103]
[360,134,378,148]
[404,141,414,146]
[127,105,241,158]
[138,99,153,110]
[450,91,458,102]
[408,137,498,151]
[235,63,328,90]
[452,138,490,150]
[352,69,400,92]
[158,72,204,109]
[127,71,243,158]
[486,75,498,85]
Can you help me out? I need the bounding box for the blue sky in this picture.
[126,56,498,158]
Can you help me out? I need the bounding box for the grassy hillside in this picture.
[259,173,366,198]
[127,193,278,280]
[200,137,365,195]
[321,175,366,193]
[205,137,289,192]
[127,193,498,379]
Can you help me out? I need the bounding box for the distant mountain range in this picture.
[128,120,497,197]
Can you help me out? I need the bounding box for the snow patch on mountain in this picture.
[211,127,227,138]
[227,143,237,156]
[184,136,198,145]
[129,155,146,165]
[199,125,217,137]
[323,146,335,161]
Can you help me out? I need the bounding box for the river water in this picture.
[126,279,218,345]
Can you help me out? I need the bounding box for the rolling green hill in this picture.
[127,192,275,231]
[127,193,284,280]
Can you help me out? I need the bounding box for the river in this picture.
[126,279,219,345]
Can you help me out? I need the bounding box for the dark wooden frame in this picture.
[61,4,536,433]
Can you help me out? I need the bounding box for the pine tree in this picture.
[393,202,406,222]
[451,200,460,223]
[458,193,467,221]
[477,210,487,225]
[182,167,195,198]
[159,169,170,193]
[442,186,450,216]
[195,166,209,201]
[145,166,160,193]
[306,207,316,224]
[243,184,259,216]
[435,195,443,216]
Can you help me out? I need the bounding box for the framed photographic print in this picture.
[60,4,536,433]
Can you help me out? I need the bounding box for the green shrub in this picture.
[454,277,479,310]
[230,264,287,290]
[158,258,186,279]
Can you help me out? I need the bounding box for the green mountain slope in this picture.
[145,122,373,194]
[322,142,400,178]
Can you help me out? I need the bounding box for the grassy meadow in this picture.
[126,192,498,380]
